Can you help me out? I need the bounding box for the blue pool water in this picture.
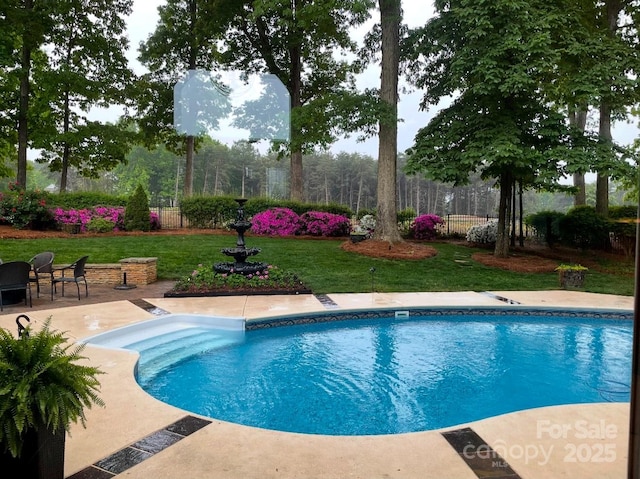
[136,313,632,436]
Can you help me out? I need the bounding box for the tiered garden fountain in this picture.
[214,199,267,275]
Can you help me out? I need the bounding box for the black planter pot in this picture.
[0,426,65,479]
[350,234,368,243]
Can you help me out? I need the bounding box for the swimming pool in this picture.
[128,308,633,436]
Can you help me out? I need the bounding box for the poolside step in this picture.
[133,330,240,383]
[125,327,208,351]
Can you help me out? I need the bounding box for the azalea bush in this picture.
[409,214,444,240]
[466,219,498,244]
[173,263,307,292]
[52,206,160,232]
[299,211,350,237]
[251,208,351,237]
[0,184,56,230]
[250,207,301,236]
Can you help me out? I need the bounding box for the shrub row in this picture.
[179,195,353,228]
[0,185,158,232]
[525,205,637,251]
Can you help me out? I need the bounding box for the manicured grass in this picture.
[0,234,634,296]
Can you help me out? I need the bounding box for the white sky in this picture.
[122,0,638,159]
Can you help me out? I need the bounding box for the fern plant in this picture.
[0,318,104,458]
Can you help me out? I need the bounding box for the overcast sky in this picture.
[122,0,638,160]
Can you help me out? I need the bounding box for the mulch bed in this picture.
[471,252,559,273]
[341,239,438,260]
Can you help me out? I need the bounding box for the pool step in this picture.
[126,327,210,351]
[132,330,240,383]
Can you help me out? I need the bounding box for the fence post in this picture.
[447,213,450,236]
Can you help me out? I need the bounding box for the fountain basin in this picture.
[214,261,269,275]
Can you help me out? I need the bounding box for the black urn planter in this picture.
[0,425,65,479]
[350,233,368,244]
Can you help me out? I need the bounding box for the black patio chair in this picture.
[0,261,33,311]
[29,251,55,300]
[53,255,89,300]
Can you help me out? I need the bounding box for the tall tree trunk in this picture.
[596,102,611,217]
[183,135,195,196]
[183,0,198,197]
[289,43,303,201]
[286,0,304,201]
[568,106,588,205]
[373,0,402,243]
[60,88,71,192]
[510,178,516,247]
[16,0,34,188]
[596,0,622,217]
[518,181,524,248]
[494,171,513,258]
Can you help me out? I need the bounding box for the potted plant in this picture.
[349,225,370,243]
[0,316,103,479]
[555,264,588,289]
[350,214,376,243]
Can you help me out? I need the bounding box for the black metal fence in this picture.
[154,208,505,237]
[151,206,190,229]
[152,207,633,255]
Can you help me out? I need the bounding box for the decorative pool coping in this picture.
[245,306,633,331]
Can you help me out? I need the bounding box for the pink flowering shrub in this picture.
[409,214,445,240]
[52,206,160,232]
[299,211,350,237]
[250,208,301,236]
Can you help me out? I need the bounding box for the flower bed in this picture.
[168,263,311,296]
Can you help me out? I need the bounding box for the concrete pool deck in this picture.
[0,288,634,478]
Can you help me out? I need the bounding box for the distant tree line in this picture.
[20,137,633,220]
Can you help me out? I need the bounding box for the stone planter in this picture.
[62,223,81,234]
[559,270,586,289]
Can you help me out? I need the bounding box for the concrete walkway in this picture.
[0,288,634,479]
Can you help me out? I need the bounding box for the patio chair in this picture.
[0,261,33,311]
[53,255,89,300]
[29,251,55,300]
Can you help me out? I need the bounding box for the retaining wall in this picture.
[69,257,157,285]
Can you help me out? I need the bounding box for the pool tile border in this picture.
[128,298,170,316]
[246,306,633,330]
[66,415,211,479]
[314,293,340,309]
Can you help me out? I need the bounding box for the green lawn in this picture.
[0,234,634,296]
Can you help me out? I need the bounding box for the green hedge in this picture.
[48,192,128,209]
[559,206,611,250]
[525,205,637,252]
[180,196,238,228]
[524,210,565,247]
[180,196,353,227]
